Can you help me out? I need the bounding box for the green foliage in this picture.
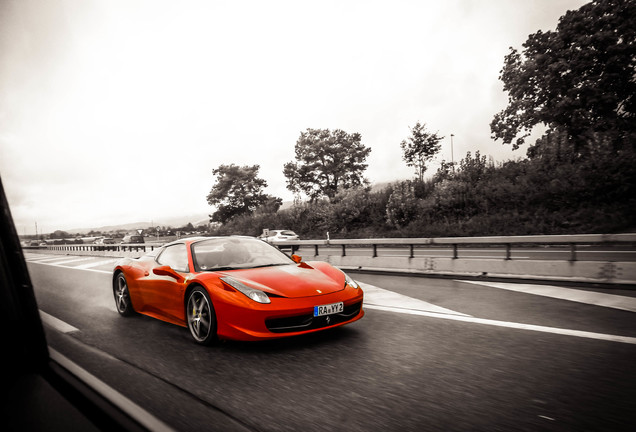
[432,160,456,183]
[50,230,70,239]
[456,151,488,183]
[212,187,394,239]
[254,196,283,215]
[208,143,635,238]
[385,181,420,229]
[400,122,443,181]
[491,0,636,151]
[206,164,275,223]
[283,128,371,201]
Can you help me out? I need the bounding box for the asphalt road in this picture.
[26,253,636,431]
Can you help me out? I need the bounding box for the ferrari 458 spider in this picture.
[112,236,364,344]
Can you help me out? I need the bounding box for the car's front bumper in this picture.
[213,287,364,341]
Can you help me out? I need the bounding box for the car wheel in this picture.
[186,287,217,345]
[114,272,135,316]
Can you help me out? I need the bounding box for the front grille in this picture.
[266,301,362,333]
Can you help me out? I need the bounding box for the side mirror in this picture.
[153,265,185,283]
[291,254,312,268]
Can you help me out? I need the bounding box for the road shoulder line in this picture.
[458,280,636,312]
[28,259,112,274]
[364,304,636,345]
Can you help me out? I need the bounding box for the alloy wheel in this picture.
[114,273,134,316]
[187,289,216,344]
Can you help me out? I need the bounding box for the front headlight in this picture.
[220,276,271,304]
[344,272,359,289]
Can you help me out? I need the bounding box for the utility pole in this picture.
[450,134,455,171]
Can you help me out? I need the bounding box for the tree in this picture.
[50,230,70,239]
[491,0,636,152]
[254,196,283,214]
[456,150,488,183]
[385,181,420,229]
[206,164,274,223]
[283,128,371,201]
[400,122,443,182]
[433,160,455,183]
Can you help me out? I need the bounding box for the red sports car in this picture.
[112,236,364,344]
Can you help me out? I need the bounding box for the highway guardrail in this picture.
[25,234,636,285]
[269,234,636,286]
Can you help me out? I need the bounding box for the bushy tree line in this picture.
[210,187,392,239]
[209,143,636,239]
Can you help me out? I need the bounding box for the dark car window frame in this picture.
[0,176,166,431]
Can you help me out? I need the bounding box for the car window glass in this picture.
[157,244,188,272]
[192,238,291,271]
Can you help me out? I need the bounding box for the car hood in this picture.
[218,264,344,298]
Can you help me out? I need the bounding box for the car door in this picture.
[142,243,190,324]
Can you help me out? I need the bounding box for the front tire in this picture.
[114,272,135,316]
[186,287,217,345]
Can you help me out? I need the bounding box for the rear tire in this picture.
[186,287,217,345]
[113,272,135,316]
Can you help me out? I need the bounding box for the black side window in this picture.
[157,244,189,273]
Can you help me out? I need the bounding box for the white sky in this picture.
[0,0,589,234]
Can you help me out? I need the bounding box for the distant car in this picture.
[112,236,364,344]
[39,242,48,247]
[29,240,40,247]
[121,234,145,244]
[95,237,115,245]
[259,230,300,242]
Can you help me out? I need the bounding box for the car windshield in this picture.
[192,237,293,271]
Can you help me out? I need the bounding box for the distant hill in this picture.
[61,198,332,234]
[67,221,154,234]
[66,213,211,234]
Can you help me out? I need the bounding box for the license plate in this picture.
[314,302,344,317]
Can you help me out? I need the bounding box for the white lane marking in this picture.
[39,310,79,333]
[459,280,636,313]
[28,259,112,274]
[364,304,636,345]
[27,256,77,263]
[48,257,96,265]
[74,258,118,269]
[360,282,469,316]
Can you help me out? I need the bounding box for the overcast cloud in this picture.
[0,0,589,234]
